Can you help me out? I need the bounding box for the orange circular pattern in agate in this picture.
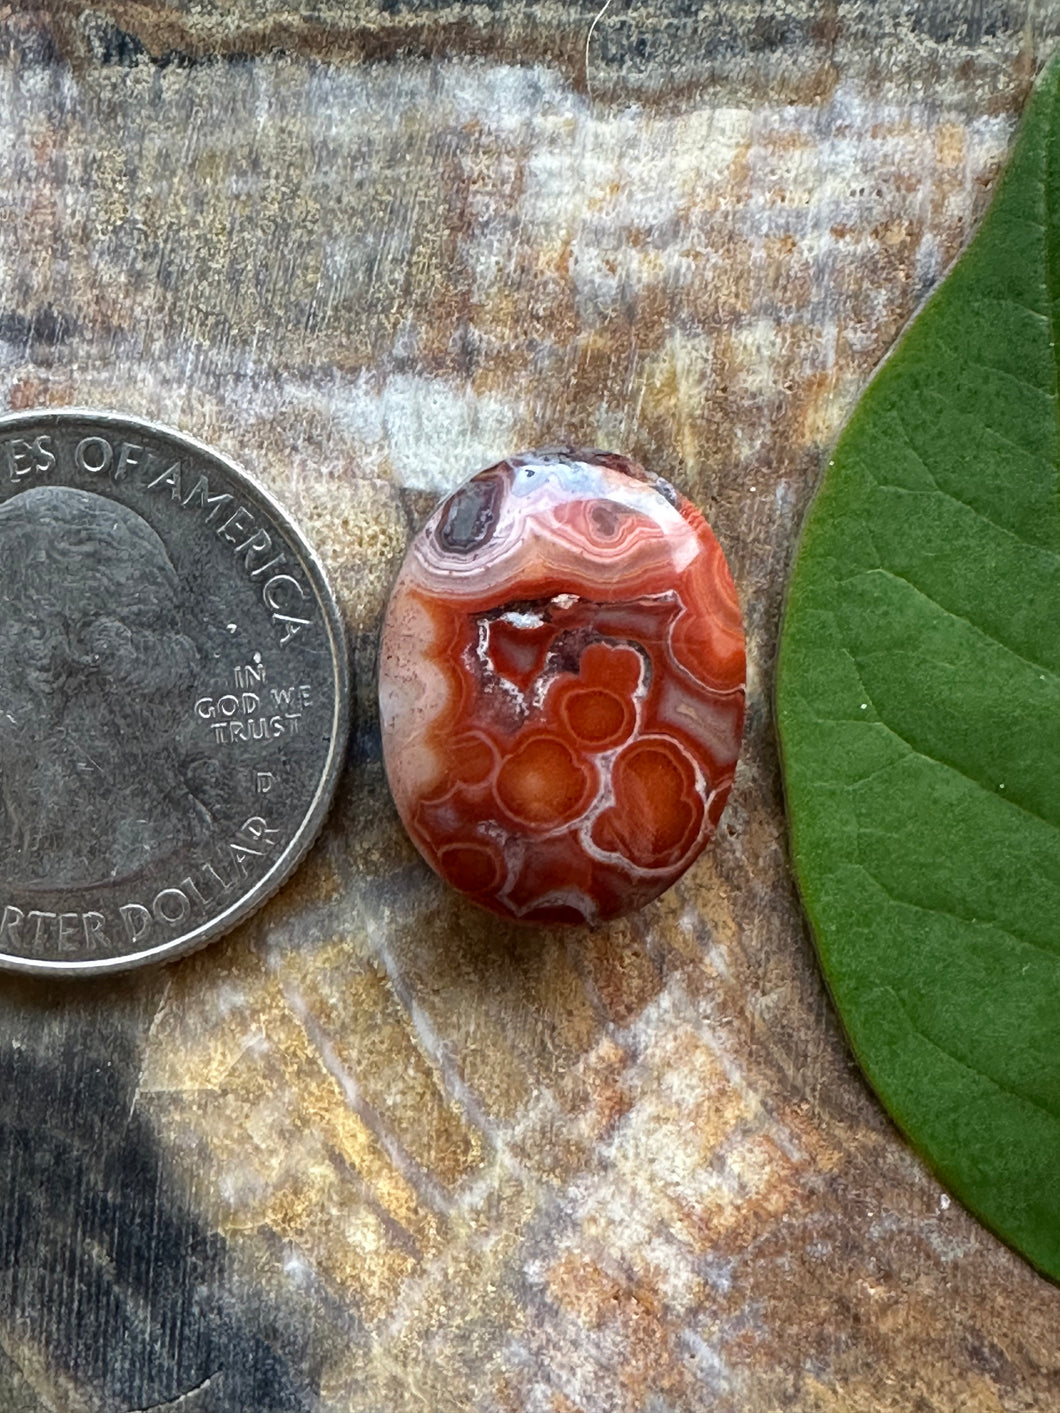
[378,449,746,924]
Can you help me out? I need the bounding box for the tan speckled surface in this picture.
[1,4,1059,1409]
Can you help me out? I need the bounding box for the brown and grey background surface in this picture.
[0,3,1057,1410]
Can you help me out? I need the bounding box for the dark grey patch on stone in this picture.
[436,471,505,554]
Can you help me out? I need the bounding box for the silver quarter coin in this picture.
[0,409,349,974]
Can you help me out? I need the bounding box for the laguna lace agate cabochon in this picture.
[379,450,746,924]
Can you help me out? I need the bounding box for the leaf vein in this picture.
[957,355,1054,403]
[974,292,1050,324]
[789,689,1055,830]
[967,411,1055,469]
[877,481,1060,561]
[850,859,1058,961]
[887,407,1055,552]
[867,713,1055,829]
[882,987,1060,1127]
[859,566,1056,677]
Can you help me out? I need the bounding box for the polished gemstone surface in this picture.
[379,450,746,923]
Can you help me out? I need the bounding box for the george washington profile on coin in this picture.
[0,485,210,888]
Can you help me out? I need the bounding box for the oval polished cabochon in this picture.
[379,449,746,924]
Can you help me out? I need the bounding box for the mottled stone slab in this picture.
[0,4,1058,1410]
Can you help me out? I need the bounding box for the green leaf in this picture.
[776,53,1060,1277]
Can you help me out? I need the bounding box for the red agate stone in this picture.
[379,450,745,924]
